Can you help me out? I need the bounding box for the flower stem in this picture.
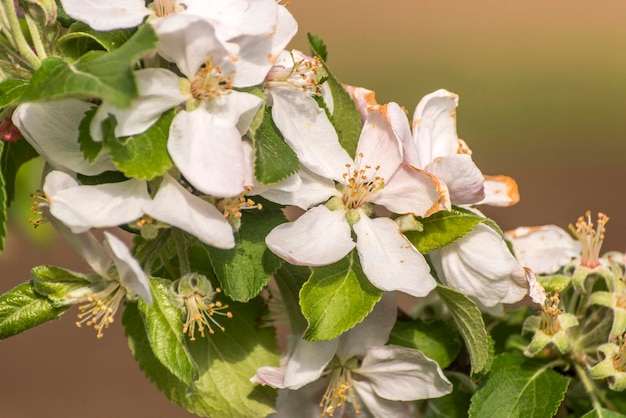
[573,361,616,412]
[1,0,39,69]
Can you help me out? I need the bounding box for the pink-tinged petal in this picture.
[284,338,338,389]
[13,101,115,175]
[371,164,451,216]
[424,154,485,205]
[259,168,337,210]
[45,175,150,233]
[431,224,528,309]
[168,106,247,198]
[60,0,149,31]
[382,102,421,167]
[352,380,416,418]
[155,14,227,78]
[344,85,378,124]
[356,108,403,181]
[505,225,581,274]
[354,216,436,297]
[250,365,287,387]
[270,89,351,181]
[90,69,186,141]
[336,292,397,361]
[102,232,152,304]
[266,205,355,266]
[356,345,452,400]
[478,175,520,207]
[412,89,460,166]
[143,174,235,249]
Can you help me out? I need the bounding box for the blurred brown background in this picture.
[2,1,626,416]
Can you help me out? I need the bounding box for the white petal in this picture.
[505,225,581,274]
[284,338,338,389]
[370,164,451,216]
[525,268,547,305]
[477,175,520,207]
[90,69,186,141]
[356,108,403,182]
[354,216,436,297]
[266,205,355,266]
[143,175,235,248]
[46,176,150,233]
[425,154,485,205]
[259,167,337,210]
[273,378,330,418]
[270,89,351,181]
[344,85,378,124]
[102,232,152,304]
[431,224,528,308]
[412,89,460,167]
[250,366,287,387]
[13,101,115,175]
[352,380,416,418]
[382,102,421,167]
[356,345,452,400]
[60,0,149,31]
[336,292,397,361]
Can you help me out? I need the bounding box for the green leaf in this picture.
[0,79,28,107]
[77,106,103,162]
[137,277,198,387]
[307,33,328,62]
[249,106,299,185]
[388,318,462,369]
[0,139,39,206]
[20,24,158,107]
[124,296,279,418]
[406,209,485,254]
[273,263,310,336]
[424,373,474,418]
[59,22,135,60]
[307,33,361,158]
[469,353,569,418]
[301,251,383,341]
[581,409,626,418]
[0,282,70,339]
[206,200,285,302]
[103,110,174,180]
[436,284,490,374]
[31,265,92,305]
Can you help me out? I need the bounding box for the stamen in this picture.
[319,366,360,417]
[569,211,609,268]
[190,57,234,101]
[341,153,384,210]
[265,51,322,95]
[29,190,48,228]
[539,292,563,335]
[216,187,263,220]
[181,288,232,341]
[74,282,125,339]
[613,335,626,371]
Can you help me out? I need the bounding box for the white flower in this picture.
[251,293,452,417]
[265,106,449,297]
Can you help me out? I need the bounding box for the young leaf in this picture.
[273,263,310,336]
[249,106,299,185]
[301,251,383,341]
[31,265,92,305]
[20,24,158,108]
[388,318,462,369]
[124,297,279,418]
[0,79,28,107]
[0,282,70,339]
[58,22,135,60]
[103,110,174,180]
[307,33,361,158]
[137,277,199,387]
[436,284,490,374]
[468,353,569,418]
[405,209,485,254]
[206,200,285,302]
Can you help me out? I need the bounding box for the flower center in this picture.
[539,293,563,336]
[613,336,626,371]
[215,187,263,230]
[341,153,385,210]
[265,51,322,95]
[190,57,234,102]
[320,364,361,417]
[74,282,126,339]
[151,0,180,17]
[569,211,609,268]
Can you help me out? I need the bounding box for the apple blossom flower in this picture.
[265,106,449,297]
[588,337,626,391]
[251,293,452,417]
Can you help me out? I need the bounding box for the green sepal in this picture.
[307,33,361,158]
[20,24,158,107]
[388,318,462,369]
[248,106,299,185]
[102,110,175,180]
[436,284,490,374]
[0,139,38,207]
[0,79,28,107]
[273,263,310,336]
[137,277,199,387]
[31,265,92,305]
[468,353,569,418]
[206,199,285,302]
[405,209,485,254]
[301,251,383,341]
[538,274,572,293]
[0,281,70,339]
[58,22,135,60]
[124,296,279,418]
